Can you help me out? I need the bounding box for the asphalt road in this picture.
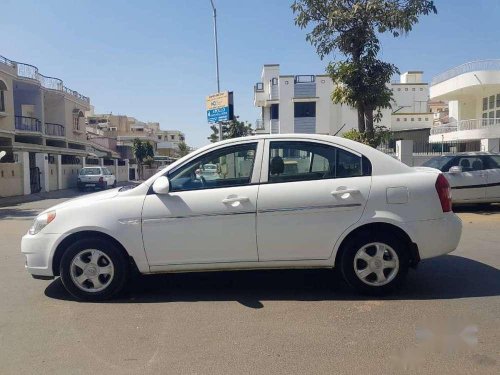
[0,192,499,374]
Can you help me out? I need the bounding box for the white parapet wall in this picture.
[0,163,24,198]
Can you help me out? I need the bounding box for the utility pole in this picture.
[209,0,222,141]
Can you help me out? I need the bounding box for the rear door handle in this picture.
[331,188,360,197]
[222,196,250,204]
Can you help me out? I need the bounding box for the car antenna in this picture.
[333,124,346,136]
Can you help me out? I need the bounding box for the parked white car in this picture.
[422,152,500,204]
[22,135,462,300]
[77,166,116,191]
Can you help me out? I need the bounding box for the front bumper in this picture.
[21,232,61,277]
[405,212,462,260]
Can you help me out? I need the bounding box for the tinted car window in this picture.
[422,156,455,171]
[79,168,101,175]
[451,156,485,172]
[168,143,257,191]
[268,141,369,183]
[485,155,500,169]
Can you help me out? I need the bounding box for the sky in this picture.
[1,0,499,148]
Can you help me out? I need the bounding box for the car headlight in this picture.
[29,211,56,235]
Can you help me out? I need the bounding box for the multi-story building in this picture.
[253,65,433,150]
[86,111,160,160]
[156,129,186,157]
[429,60,500,152]
[428,100,449,125]
[0,54,127,197]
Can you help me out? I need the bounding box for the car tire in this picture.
[59,238,129,301]
[340,232,409,295]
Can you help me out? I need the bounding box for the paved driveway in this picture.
[0,194,498,374]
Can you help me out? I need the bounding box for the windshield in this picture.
[79,168,101,175]
[422,156,455,171]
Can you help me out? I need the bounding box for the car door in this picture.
[484,155,500,200]
[256,140,372,261]
[141,141,262,266]
[444,156,487,203]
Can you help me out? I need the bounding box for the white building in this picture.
[253,64,433,139]
[429,60,500,152]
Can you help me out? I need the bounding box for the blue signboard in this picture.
[207,106,229,123]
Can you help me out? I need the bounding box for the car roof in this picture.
[429,152,499,157]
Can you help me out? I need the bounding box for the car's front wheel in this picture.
[340,233,409,295]
[59,238,129,301]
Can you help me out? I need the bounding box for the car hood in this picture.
[39,188,121,215]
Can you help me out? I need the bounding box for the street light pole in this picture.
[210,0,222,141]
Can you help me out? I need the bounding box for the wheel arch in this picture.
[333,222,420,268]
[52,230,137,276]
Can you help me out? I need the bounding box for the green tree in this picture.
[132,139,154,179]
[208,118,254,143]
[292,0,437,142]
[177,141,190,157]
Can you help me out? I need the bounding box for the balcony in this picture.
[255,119,265,130]
[0,54,90,104]
[431,60,500,86]
[429,118,500,143]
[45,122,65,137]
[15,116,42,133]
[430,59,500,100]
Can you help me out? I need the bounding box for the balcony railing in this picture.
[294,75,315,84]
[431,59,500,86]
[15,116,42,132]
[255,119,264,130]
[430,118,500,135]
[45,122,65,137]
[0,54,90,103]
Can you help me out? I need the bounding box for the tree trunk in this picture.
[364,107,375,139]
[357,104,366,133]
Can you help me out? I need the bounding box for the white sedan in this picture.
[22,134,462,300]
[422,152,500,204]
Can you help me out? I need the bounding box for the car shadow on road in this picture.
[44,255,500,308]
[453,203,500,215]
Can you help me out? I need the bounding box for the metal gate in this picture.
[30,167,41,193]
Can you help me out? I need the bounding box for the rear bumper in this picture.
[405,213,462,260]
[21,232,61,277]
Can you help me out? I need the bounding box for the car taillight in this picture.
[99,177,103,183]
[435,174,452,212]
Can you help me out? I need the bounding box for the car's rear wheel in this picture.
[60,238,129,301]
[340,233,409,295]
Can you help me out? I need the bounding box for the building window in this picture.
[420,88,423,91]
[404,118,407,121]
[0,79,7,112]
[496,110,500,120]
[411,118,414,121]
[483,97,488,111]
[418,118,422,121]
[489,95,495,109]
[294,102,316,118]
[270,104,279,120]
[405,88,408,91]
[171,135,175,140]
[425,117,429,121]
[396,118,400,122]
[497,94,500,108]
[397,88,401,91]
[412,88,416,91]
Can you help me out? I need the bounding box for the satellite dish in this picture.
[0,151,6,160]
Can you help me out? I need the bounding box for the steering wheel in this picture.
[199,175,207,187]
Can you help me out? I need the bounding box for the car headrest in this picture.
[471,160,482,170]
[270,156,285,175]
[460,159,470,168]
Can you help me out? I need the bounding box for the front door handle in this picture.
[331,188,360,197]
[222,196,250,204]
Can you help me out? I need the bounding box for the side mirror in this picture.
[449,166,463,174]
[152,176,170,195]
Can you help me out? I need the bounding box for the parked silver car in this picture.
[77,167,117,191]
[422,152,500,204]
